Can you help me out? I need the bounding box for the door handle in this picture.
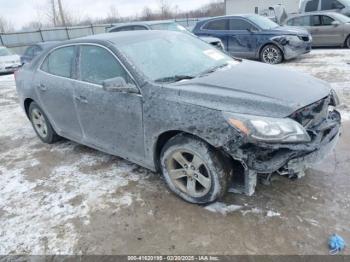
[74,95,88,104]
[38,84,47,92]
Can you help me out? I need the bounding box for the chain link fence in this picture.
[0,18,201,55]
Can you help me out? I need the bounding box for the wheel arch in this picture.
[24,98,35,119]
[344,34,350,47]
[153,130,217,172]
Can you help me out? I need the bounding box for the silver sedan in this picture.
[285,12,350,48]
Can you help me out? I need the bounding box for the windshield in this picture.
[248,15,279,30]
[117,33,235,82]
[0,48,14,56]
[332,12,350,23]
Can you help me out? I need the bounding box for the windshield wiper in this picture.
[154,75,195,83]
[198,63,229,77]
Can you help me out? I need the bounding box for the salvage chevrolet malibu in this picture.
[15,31,341,204]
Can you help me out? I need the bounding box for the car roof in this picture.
[111,20,177,28]
[287,11,341,19]
[36,41,61,47]
[62,30,184,46]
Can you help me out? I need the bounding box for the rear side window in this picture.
[41,46,75,78]
[311,15,322,26]
[321,0,345,10]
[287,16,311,26]
[204,19,228,30]
[110,26,134,32]
[229,19,255,30]
[79,45,130,85]
[305,0,320,11]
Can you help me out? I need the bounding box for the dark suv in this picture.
[193,15,312,64]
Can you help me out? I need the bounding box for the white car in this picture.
[0,46,21,73]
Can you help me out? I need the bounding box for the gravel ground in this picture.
[0,49,349,255]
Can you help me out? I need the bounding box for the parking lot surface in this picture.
[0,49,349,255]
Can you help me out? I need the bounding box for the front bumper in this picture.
[283,41,312,60]
[224,110,341,175]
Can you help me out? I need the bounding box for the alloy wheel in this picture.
[165,149,212,198]
[31,108,48,138]
[262,47,282,64]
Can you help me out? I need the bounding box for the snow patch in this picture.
[205,202,243,215]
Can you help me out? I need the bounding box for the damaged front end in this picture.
[223,92,341,196]
[271,34,312,60]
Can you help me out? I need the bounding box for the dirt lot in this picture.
[0,49,349,255]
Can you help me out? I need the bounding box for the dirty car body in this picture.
[15,31,341,204]
[192,14,312,63]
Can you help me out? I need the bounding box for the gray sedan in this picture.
[15,31,341,204]
[285,12,350,47]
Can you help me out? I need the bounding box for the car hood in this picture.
[199,36,222,44]
[169,60,331,118]
[0,54,20,63]
[266,26,310,36]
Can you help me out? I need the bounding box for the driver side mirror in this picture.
[102,77,139,94]
[332,20,341,26]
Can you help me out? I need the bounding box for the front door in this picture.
[74,44,144,161]
[227,18,258,58]
[35,45,82,140]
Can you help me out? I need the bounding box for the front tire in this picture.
[345,36,350,49]
[160,134,230,204]
[260,44,283,64]
[29,102,60,144]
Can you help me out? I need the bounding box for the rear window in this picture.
[204,19,228,30]
[41,46,75,78]
[305,0,320,11]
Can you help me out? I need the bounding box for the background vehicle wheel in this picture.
[260,44,283,64]
[160,134,230,204]
[345,36,350,49]
[29,102,60,144]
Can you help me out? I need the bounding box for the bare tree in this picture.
[0,16,14,33]
[142,6,154,21]
[158,0,172,19]
[57,0,66,26]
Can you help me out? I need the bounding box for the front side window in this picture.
[111,26,134,32]
[79,45,130,85]
[305,0,320,11]
[41,46,75,78]
[229,19,255,30]
[321,15,335,25]
[204,19,228,30]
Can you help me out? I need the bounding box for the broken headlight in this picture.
[223,113,311,143]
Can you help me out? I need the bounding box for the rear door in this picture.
[227,18,258,58]
[200,18,230,51]
[34,45,82,140]
[74,44,144,160]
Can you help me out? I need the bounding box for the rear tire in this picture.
[160,134,230,204]
[260,44,283,64]
[29,102,60,144]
